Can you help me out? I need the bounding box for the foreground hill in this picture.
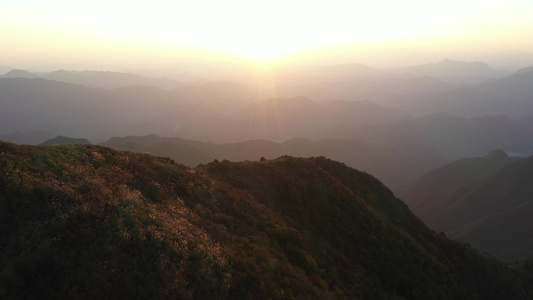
[1,142,533,299]
[398,151,533,261]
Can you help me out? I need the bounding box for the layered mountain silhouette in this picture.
[381,67,533,118]
[176,97,413,142]
[3,76,530,188]
[0,78,417,143]
[324,113,532,162]
[398,150,533,261]
[43,70,181,90]
[0,78,228,141]
[3,59,532,144]
[0,78,108,138]
[2,141,533,299]
[171,80,253,115]
[394,59,509,84]
[100,134,446,189]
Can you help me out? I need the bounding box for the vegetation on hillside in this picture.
[399,151,533,261]
[1,141,532,299]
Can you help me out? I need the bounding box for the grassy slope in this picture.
[399,153,533,261]
[1,141,532,299]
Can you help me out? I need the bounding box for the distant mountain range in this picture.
[324,112,533,162]
[379,67,533,118]
[42,70,182,90]
[398,151,533,261]
[2,59,533,180]
[0,69,182,90]
[0,78,228,141]
[2,141,533,298]
[175,97,413,142]
[5,70,531,147]
[0,77,415,143]
[394,59,510,84]
[2,74,532,189]
[2,59,531,125]
[271,60,533,119]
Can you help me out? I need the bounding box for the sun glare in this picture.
[1,0,532,66]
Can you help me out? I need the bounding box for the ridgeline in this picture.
[1,141,532,299]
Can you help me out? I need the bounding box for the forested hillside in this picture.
[1,142,533,299]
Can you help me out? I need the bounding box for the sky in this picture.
[1,0,533,70]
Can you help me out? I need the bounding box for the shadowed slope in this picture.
[399,151,533,261]
[1,142,533,299]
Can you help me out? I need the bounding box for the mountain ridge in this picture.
[2,141,533,298]
[398,152,533,261]
[100,134,446,188]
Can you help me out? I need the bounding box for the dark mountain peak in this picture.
[439,58,460,64]
[484,149,509,161]
[49,69,69,75]
[39,135,91,146]
[3,69,37,78]
[514,66,533,74]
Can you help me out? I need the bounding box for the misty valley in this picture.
[2,59,533,299]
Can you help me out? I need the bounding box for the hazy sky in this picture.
[2,0,533,69]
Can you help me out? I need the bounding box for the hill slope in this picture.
[398,151,533,261]
[1,142,533,299]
